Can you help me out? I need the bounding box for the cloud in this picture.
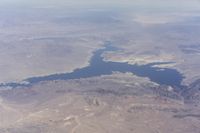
[133,15,180,25]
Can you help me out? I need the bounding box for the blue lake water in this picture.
[1,42,184,88]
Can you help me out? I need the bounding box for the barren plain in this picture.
[0,0,200,132]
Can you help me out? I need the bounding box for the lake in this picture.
[0,42,184,88]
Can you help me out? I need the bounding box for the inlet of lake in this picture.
[1,42,184,88]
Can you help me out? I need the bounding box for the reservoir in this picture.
[1,42,184,88]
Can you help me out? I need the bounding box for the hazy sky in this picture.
[1,0,200,10]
